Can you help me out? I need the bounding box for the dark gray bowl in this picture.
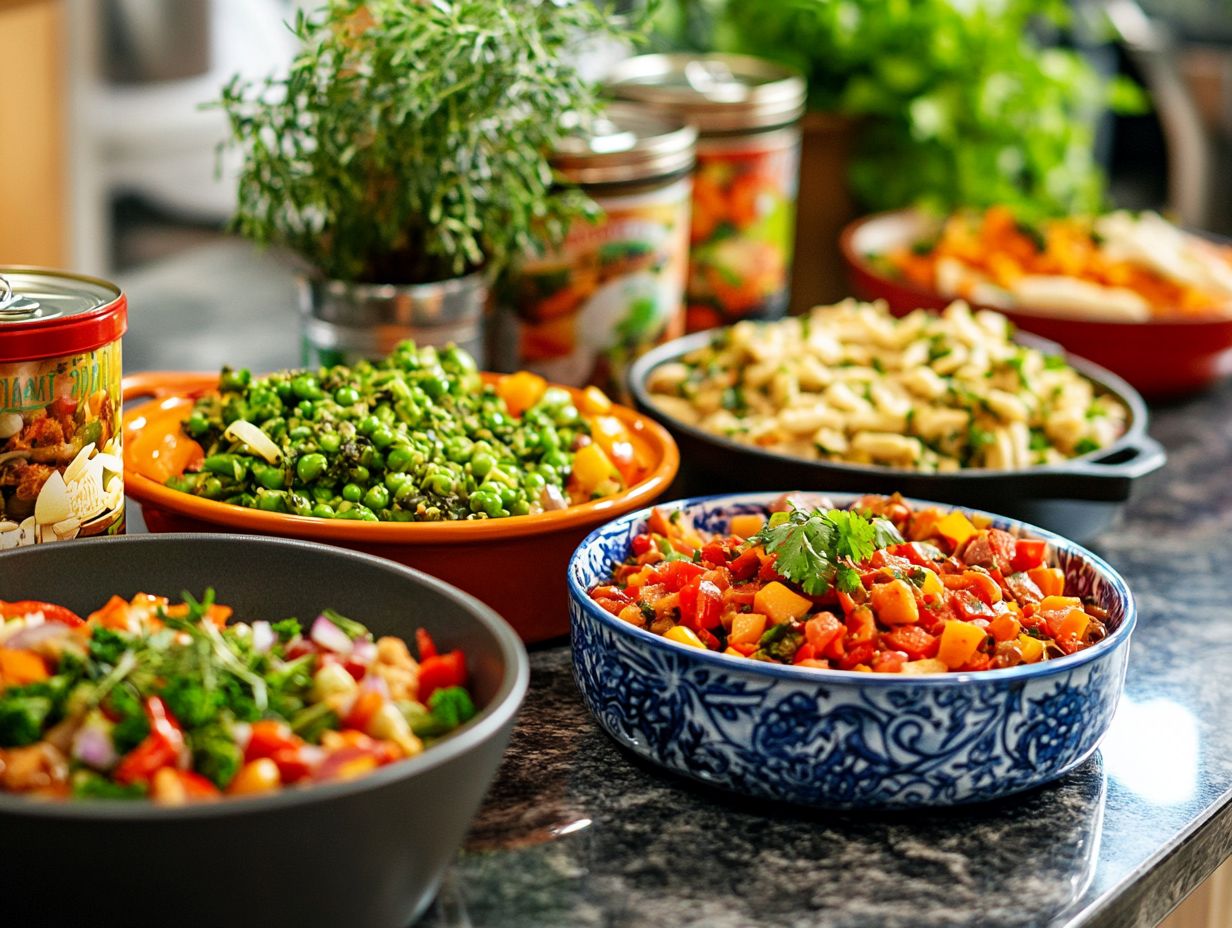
[0,534,529,928]
[629,330,1166,541]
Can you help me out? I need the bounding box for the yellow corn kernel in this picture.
[664,625,706,649]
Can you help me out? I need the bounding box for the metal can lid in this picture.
[0,267,127,362]
[606,53,806,134]
[552,103,696,186]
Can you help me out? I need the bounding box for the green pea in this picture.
[510,499,530,516]
[385,472,411,493]
[471,452,495,479]
[386,446,414,472]
[185,410,210,437]
[370,426,394,449]
[357,415,380,436]
[420,370,449,399]
[219,367,251,392]
[288,425,312,442]
[319,432,341,454]
[204,453,248,481]
[363,485,390,510]
[297,453,328,483]
[334,386,360,406]
[311,503,335,519]
[295,401,315,419]
[351,465,370,484]
[524,472,547,495]
[256,490,288,513]
[342,483,362,503]
[165,473,200,493]
[200,477,225,499]
[252,462,286,490]
[425,472,454,497]
[291,374,324,401]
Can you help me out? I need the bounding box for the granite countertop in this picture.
[120,244,1232,928]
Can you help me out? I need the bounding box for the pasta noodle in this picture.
[646,300,1129,472]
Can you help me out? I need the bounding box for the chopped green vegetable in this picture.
[751,507,903,596]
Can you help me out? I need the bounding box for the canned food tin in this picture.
[607,54,806,332]
[504,103,696,397]
[0,268,127,547]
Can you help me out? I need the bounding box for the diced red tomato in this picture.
[838,641,875,670]
[951,590,993,621]
[870,650,908,673]
[661,560,706,592]
[630,533,652,556]
[700,541,729,566]
[845,606,877,644]
[417,649,467,702]
[882,625,940,660]
[1011,539,1047,573]
[415,628,438,660]
[245,720,301,762]
[114,697,185,785]
[805,613,843,653]
[887,542,944,567]
[270,747,314,784]
[758,555,782,583]
[728,548,760,581]
[792,643,817,665]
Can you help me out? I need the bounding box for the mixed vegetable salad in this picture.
[158,340,649,521]
[0,593,476,802]
[590,494,1108,673]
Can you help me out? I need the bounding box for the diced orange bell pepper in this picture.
[0,648,49,686]
[937,620,987,670]
[497,371,547,418]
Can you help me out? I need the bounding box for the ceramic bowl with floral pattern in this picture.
[567,492,1136,808]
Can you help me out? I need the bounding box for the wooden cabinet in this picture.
[0,0,68,267]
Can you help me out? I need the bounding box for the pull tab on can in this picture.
[0,273,43,321]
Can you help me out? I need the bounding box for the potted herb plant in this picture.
[217,0,620,366]
[653,0,1145,310]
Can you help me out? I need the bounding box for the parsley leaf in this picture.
[750,507,904,597]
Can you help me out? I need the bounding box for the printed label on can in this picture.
[510,177,692,395]
[687,127,801,332]
[0,340,124,547]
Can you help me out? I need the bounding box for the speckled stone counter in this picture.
[119,245,1232,928]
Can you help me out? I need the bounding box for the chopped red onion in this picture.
[250,621,275,654]
[310,615,353,654]
[71,720,117,771]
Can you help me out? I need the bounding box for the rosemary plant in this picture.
[218,0,625,284]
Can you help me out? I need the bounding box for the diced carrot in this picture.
[88,595,134,630]
[988,614,1021,642]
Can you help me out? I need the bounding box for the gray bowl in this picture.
[0,534,529,928]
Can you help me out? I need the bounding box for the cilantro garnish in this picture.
[749,507,904,596]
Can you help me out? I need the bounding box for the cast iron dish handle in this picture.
[122,372,217,407]
[997,432,1167,502]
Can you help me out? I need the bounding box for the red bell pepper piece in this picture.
[792,643,817,665]
[0,600,84,627]
[630,533,652,556]
[417,650,467,702]
[245,720,302,761]
[758,555,782,583]
[415,628,438,661]
[171,769,221,799]
[694,580,722,630]
[728,548,760,581]
[838,641,875,670]
[805,613,843,653]
[114,697,185,785]
[700,541,729,567]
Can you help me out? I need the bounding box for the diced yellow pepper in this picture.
[1057,609,1090,640]
[729,612,768,645]
[570,443,616,495]
[919,568,945,599]
[497,371,547,418]
[664,625,705,649]
[753,581,814,625]
[935,510,978,549]
[937,620,987,670]
[580,385,612,415]
[729,513,767,540]
[1018,633,1045,663]
[1038,595,1082,614]
[870,579,919,625]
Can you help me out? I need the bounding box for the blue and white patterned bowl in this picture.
[567,492,1137,809]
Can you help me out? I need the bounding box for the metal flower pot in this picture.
[299,272,487,367]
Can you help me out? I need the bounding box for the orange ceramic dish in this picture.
[122,371,679,642]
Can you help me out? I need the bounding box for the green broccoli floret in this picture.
[190,723,242,789]
[428,686,476,730]
[88,627,132,666]
[0,693,53,747]
[271,618,302,642]
[106,684,150,753]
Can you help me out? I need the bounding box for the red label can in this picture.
[0,268,128,547]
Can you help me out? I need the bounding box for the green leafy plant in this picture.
[653,0,1146,217]
[217,0,626,284]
